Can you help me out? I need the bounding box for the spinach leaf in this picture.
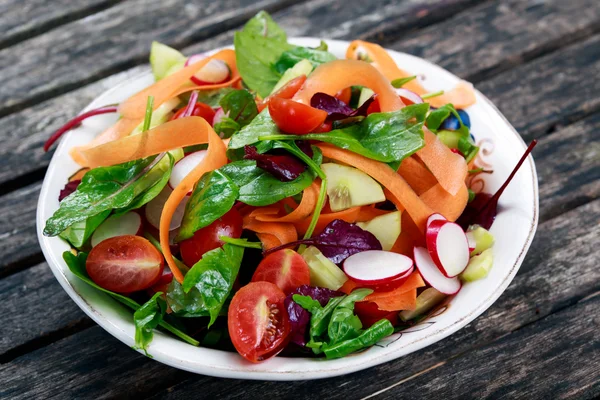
[177,169,238,242]
[234,11,293,98]
[326,288,371,345]
[273,46,336,74]
[227,109,278,160]
[182,243,245,326]
[134,292,166,356]
[322,319,394,359]
[195,87,235,108]
[263,104,429,164]
[59,210,110,249]
[64,251,199,346]
[426,103,469,136]
[214,89,259,139]
[166,280,210,317]
[44,155,169,236]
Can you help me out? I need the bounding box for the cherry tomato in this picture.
[171,102,216,123]
[179,208,243,267]
[354,301,399,328]
[86,235,164,293]
[147,268,174,296]
[228,282,291,362]
[366,98,381,114]
[268,97,327,134]
[251,249,311,294]
[257,75,307,112]
[313,121,332,133]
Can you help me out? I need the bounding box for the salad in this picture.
[43,11,535,363]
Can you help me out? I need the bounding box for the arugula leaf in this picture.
[322,319,394,359]
[214,89,259,139]
[391,76,417,88]
[44,155,169,236]
[182,243,244,327]
[273,46,336,74]
[134,292,166,356]
[59,210,110,249]
[63,251,199,346]
[261,104,429,163]
[227,109,278,160]
[177,169,238,242]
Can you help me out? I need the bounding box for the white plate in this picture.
[36,38,538,380]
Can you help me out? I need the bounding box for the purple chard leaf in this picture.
[244,145,307,182]
[310,92,375,121]
[59,180,81,202]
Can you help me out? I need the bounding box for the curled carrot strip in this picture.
[294,206,361,236]
[416,128,468,196]
[318,144,432,232]
[356,206,389,222]
[158,117,228,284]
[346,40,476,108]
[419,183,468,222]
[256,233,282,251]
[397,156,437,196]
[293,59,403,112]
[243,218,298,250]
[256,182,319,223]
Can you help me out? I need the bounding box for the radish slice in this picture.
[343,250,413,284]
[145,186,189,231]
[212,107,227,126]
[466,231,476,252]
[169,150,208,191]
[395,88,423,104]
[91,212,142,247]
[413,246,461,295]
[426,220,470,277]
[186,56,230,85]
[427,213,446,227]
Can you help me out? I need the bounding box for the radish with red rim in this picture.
[413,246,461,295]
[168,150,208,191]
[90,212,143,247]
[145,186,189,231]
[425,220,470,277]
[426,213,446,227]
[343,250,413,285]
[185,56,230,85]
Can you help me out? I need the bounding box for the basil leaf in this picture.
[273,46,336,74]
[177,170,238,242]
[44,156,166,236]
[322,319,394,359]
[134,292,166,356]
[59,210,110,249]
[63,251,199,346]
[182,243,245,327]
[227,109,278,160]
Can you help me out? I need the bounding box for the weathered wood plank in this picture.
[0,263,89,359]
[389,0,600,83]
[373,295,600,400]
[0,0,122,49]
[2,200,598,399]
[0,0,301,117]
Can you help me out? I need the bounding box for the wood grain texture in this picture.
[2,200,598,399]
[0,0,122,49]
[390,0,600,82]
[0,263,88,358]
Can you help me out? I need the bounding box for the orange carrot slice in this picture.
[356,206,389,222]
[293,59,403,112]
[255,181,319,223]
[369,289,417,312]
[294,206,361,236]
[416,128,468,196]
[249,205,281,218]
[243,219,298,250]
[319,144,432,232]
[427,81,476,109]
[397,156,437,196]
[158,117,228,283]
[256,233,281,250]
[420,183,468,222]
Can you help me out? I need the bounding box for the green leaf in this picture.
[458,136,480,163]
[213,117,241,139]
[322,319,394,359]
[391,76,417,88]
[227,109,278,160]
[177,169,238,241]
[182,244,244,327]
[241,10,288,41]
[426,103,469,137]
[44,155,168,236]
[326,288,371,346]
[59,210,110,249]
[219,236,262,249]
[134,292,166,356]
[273,46,336,74]
[219,89,259,128]
[195,88,235,108]
[166,280,210,317]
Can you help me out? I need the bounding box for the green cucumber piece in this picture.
[150,42,186,81]
[271,59,313,94]
[436,130,463,149]
[466,225,495,256]
[357,211,401,251]
[301,246,348,290]
[461,248,494,282]
[358,88,375,107]
[399,288,446,321]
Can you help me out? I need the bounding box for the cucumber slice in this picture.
[150,41,186,81]
[466,225,495,256]
[399,288,446,321]
[461,248,494,282]
[301,246,348,290]
[130,98,181,136]
[436,130,463,149]
[358,88,375,107]
[321,163,386,212]
[271,59,313,94]
[357,211,402,251]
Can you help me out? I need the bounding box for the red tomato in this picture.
[367,98,381,114]
[228,282,291,362]
[171,102,216,123]
[257,75,307,112]
[179,208,243,267]
[354,301,399,328]
[86,235,164,293]
[399,96,415,106]
[251,249,311,294]
[268,97,327,134]
[147,268,174,296]
[313,121,332,133]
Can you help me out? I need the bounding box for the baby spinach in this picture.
[214,89,259,139]
[227,109,279,160]
[273,46,336,74]
[195,87,235,108]
[63,251,199,346]
[166,280,210,318]
[182,243,245,327]
[59,210,110,249]
[134,292,166,356]
[322,319,394,359]
[426,103,479,162]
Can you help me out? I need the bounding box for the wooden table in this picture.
[1,0,599,398]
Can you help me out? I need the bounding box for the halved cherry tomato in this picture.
[257,75,307,112]
[86,235,164,293]
[251,249,310,294]
[367,97,381,114]
[313,120,332,133]
[147,268,174,296]
[268,97,327,134]
[354,301,399,328]
[179,208,243,267]
[171,102,216,123]
[228,281,291,362]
